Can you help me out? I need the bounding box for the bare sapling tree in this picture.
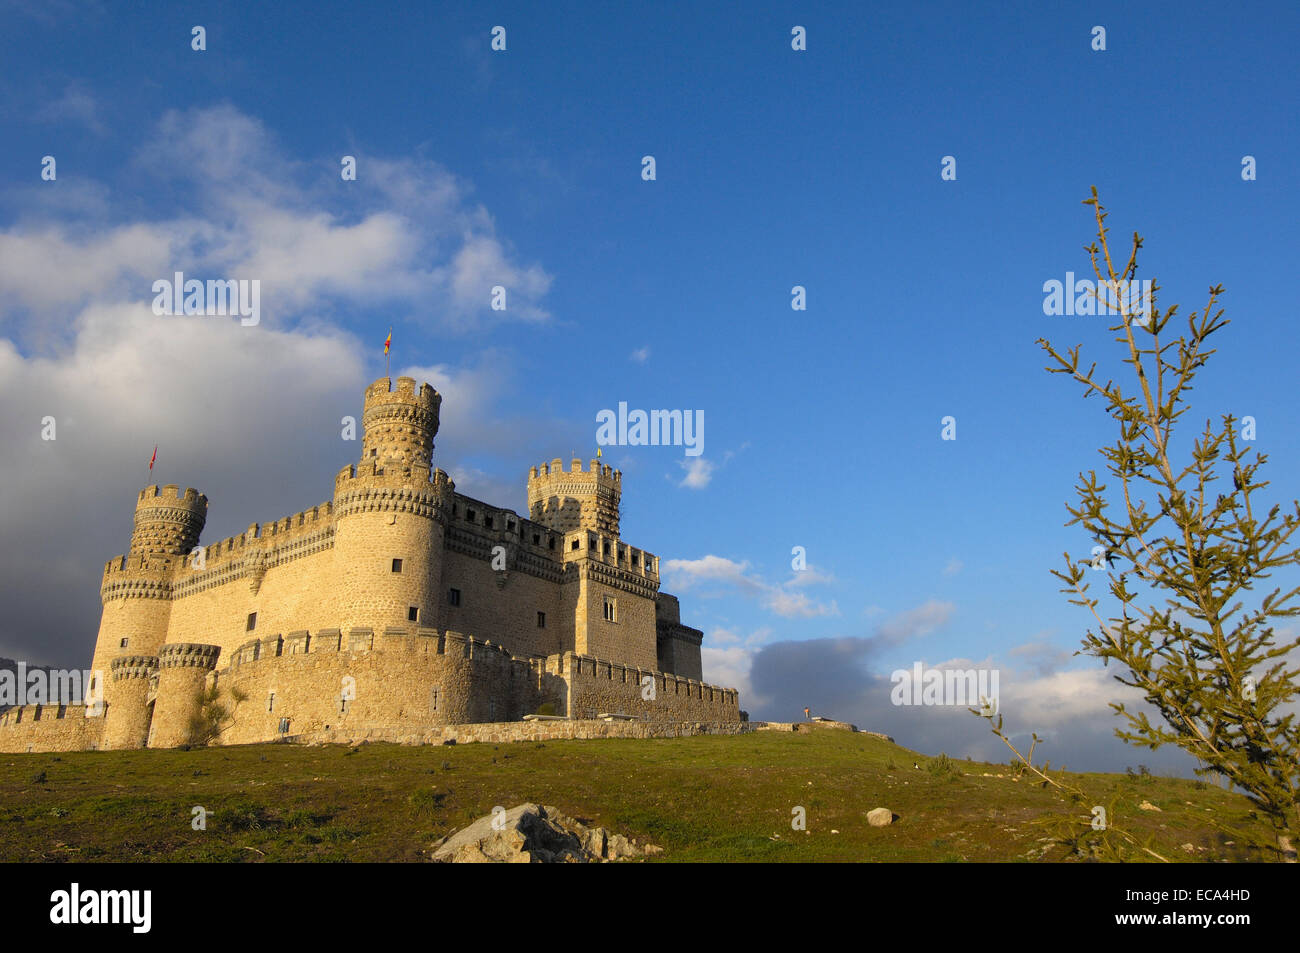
[1030,187,1300,861]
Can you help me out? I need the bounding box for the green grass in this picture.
[0,732,1276,862]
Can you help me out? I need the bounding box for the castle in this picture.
[0,376,740,752]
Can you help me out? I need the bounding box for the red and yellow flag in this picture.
[384,330,392,355]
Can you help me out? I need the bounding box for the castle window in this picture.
[247,612,257,631]
[485,515,494,529]
[339,696,349,714]
[392,558,403,573]
[278,717,290,734]
[631,553,639,567]
[571,539,580,551]
[537,611,546,628]
[408,606,419,622]
[120,638,129,648]
[267,692,275,712]
[448,588,461,607]
[604,597,617,623]
[508,520,516,532]
[548,537,556,550]
[466,509,476,522]
[532,533,541,545]
[452,504,458,516]
[646,558,654,572]
[430,687,439,712]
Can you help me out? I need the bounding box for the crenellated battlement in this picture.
[0,701,102,736]
[192,501,336,568]
[364,375,440,410]
[562,530,657,578]
[136,484,206,507]
[333,465,454,517]
[103,500,339,602]
[527,457,622,537]
[240,502,336,543]
[558,650,738,706]
[221,625,534,671]
[529,457,622,483]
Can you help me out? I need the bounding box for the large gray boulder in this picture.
[429,803,662,863]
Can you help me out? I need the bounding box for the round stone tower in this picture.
[527,457,621,537]
[129,484,208,557]
[359,375,442,472]
[90,484,207,733]
[102,655,158,749]
[148,643,221,748]
[332,377,453,634]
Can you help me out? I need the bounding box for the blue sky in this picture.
[1,0,1297,773]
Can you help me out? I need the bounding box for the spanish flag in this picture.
[384,330,392,355]
[149,445,157,473]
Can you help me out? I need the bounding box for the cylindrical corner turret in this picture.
[91,484,200,699]
[102,655,159,749]
[331,377,450,634]
[130,484,208,557]
[148,643,221,748]
[360,376,442,473]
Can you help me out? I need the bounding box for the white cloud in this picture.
[0,105,553,338]
[875,599,955,645]
[662,555,838,618]
[677,457,714,489]
[0,223,181,320]
[761,589,840,618]
[702,645,760,707]
[630,346,650,364]
[663,555,761,592]
[36,83,106,135]
[701,626,775,705]
[787,566,836,588]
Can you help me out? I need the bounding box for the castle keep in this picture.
[0,377,739,752]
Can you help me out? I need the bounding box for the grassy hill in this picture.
[0,730,1278,862]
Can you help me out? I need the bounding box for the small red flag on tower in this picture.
[149,445,157,473]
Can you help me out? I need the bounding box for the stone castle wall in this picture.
[210,628,550,745]
[196,629,737,747]
[0,705,104,753]
[297,719,755,746]
[560,653,739,721]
